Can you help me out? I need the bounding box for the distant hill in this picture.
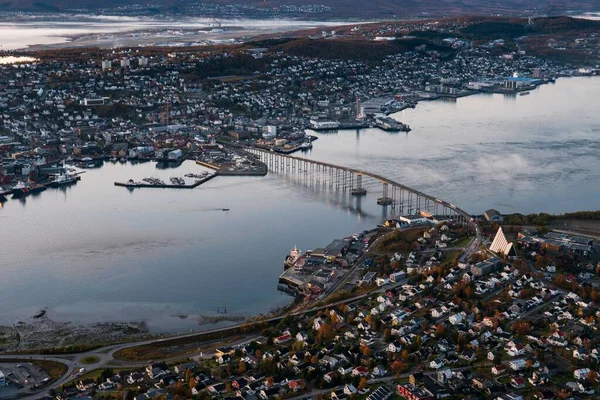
[459,16,600,39]
[0,0,598,17]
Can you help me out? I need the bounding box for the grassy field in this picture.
[441,250,462,266]
[113,335,244,362]
[452,236,473,248]
[80,356,100,365]
[33,360,68,380]
[63,367,131,388]
[375,228,425,253]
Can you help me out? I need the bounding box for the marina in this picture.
[114,171,217,189]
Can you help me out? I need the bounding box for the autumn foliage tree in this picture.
[358,377,368,390]
[390,360,408,376]
[511,320,531,335]
[317,323,335,344]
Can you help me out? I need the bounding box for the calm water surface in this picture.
[307,76,600,215]
[0,76,598,332]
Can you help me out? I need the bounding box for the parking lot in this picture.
[0,362,51,396]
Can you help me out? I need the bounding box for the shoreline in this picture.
[0,17,349,52]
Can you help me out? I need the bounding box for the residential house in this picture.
[509,359,527,371]
[388,341,402,353]
[491,365,507,375]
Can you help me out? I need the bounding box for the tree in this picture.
[360,345,372,356]
[238,360,247,374]
[266,376,274,388]
[390,360,407,376]
[400,349,409,361]
[293,340,305,352]
[383,328,393,342]
[435,324,446,337]
[317,323,334,344]
[587,370,597,383]
[358,377,368,390]
[511,321,531,335]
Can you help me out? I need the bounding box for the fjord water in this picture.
[308,76,600,215]
[0,76,598,332]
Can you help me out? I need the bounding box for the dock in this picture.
[338,121,370,130]
[278,268,306,296]
[114,172,218,189]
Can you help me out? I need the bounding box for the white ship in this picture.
[284,245,302,269]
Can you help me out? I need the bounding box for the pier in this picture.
[114,172,218,189]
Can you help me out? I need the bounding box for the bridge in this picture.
[238,145,480,236]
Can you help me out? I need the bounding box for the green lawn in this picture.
[441,250,462,266]
[80,356,100,365]
[452,236,473,248]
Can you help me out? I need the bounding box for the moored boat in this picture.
[284,246,302,269]
[12,182,47,198]
[51,173,78,187]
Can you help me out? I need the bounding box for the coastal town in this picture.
[1,17,599,199]
[2,212,599,400]
[1,13,600,400]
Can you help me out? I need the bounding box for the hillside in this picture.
[0,0,598,17]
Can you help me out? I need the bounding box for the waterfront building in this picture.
[309,119,340,130]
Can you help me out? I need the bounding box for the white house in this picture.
[509,359,527,371]
[387,341,402,353]
[344,384,358,395]
[574,368,591,380]
[491,365,507,375]
[313,317,324,331]
[449,313,463,325]
[430,358,446,370]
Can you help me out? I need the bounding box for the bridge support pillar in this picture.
[377,182,392,205]
[351,173,367,196]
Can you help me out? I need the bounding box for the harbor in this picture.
[277,229,379,299]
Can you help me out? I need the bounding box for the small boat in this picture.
[221,208,230,211]
[519,91,530,96]
[51,173,78,187]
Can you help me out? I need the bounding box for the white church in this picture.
[490,227,517,259]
